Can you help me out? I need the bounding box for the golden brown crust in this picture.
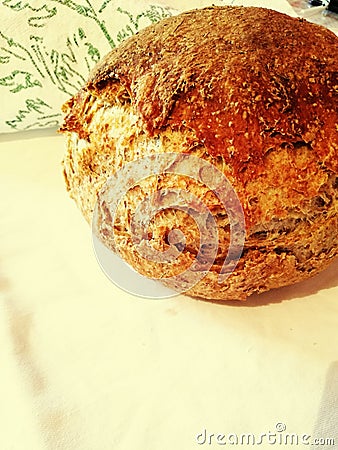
[60,6,338,301]
[87,6,338,176]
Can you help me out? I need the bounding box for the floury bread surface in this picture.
[60,6,338,301]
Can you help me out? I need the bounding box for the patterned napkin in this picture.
[0,0,178,133]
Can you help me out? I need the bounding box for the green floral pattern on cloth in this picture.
[0,0,177,132]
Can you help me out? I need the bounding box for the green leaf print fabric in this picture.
[0,0,177,132]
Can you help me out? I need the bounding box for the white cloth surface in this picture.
[1,131,338,450]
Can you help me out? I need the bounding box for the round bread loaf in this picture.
[60,6,338,301]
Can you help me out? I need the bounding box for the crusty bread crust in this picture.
[60,6,338,301]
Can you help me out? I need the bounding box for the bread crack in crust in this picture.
[60,6,338,301]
